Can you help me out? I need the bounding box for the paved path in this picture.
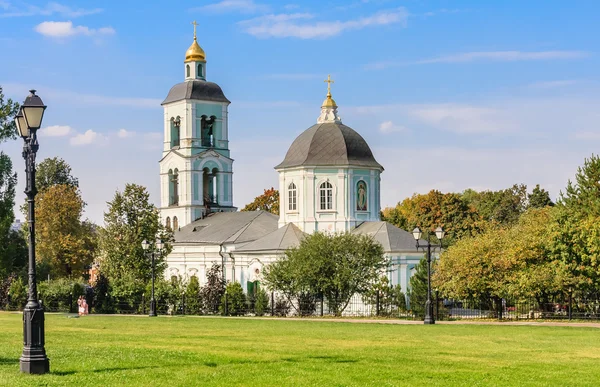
[4,311,599,328]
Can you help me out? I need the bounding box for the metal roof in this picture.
[235,223,306,253]
[162,80,230,105]
[174,211,278,244]
[275,122,383,170]
[352,222,425,253]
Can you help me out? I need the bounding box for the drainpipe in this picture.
[219,243,225,282]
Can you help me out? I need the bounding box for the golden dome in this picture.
[322,93,337,108]
[185,37,206,63]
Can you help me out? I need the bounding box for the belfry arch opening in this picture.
[200,115,217,148]
[203,167,218,205]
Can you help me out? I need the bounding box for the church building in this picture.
[160,27,425,295]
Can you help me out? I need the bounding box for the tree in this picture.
[551,155,600,290]
[0,86,20,142]
[35,157,79,193]
[263,232,388,316]
[434,207,572,303]
[0,87,22,279]
[407,257,428,317]
[242,187,279,215]
[384,190,482,245]
[528,184,554,209]
[200,263,226,314]
[463,184,528,226]
[221,281,246,316]
[254,287,270,316]
[99,184,173,284]
[185,276,201,315]
[35,185,97,278]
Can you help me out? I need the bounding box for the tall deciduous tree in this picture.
[242,187,279,215]
[463,184,528,226]
[35,157,79,193]
[35,184,97,278]
[99,184,173,285]
[263,232,387,316]
[0,86,25,278]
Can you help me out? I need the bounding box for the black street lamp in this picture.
[15,90,50,374]
[142,238,163,317]
[412,226,445,325]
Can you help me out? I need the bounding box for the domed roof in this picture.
[275,122,383,170]
[162,80,230,105]
[185,38,206,63]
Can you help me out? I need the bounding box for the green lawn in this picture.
[0,312,599,386]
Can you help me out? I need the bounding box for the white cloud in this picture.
[366,50,590,70]
[0,2,102,18]
[38,125,72,137]
[379,121,407,133]
[35,21,116,38]
[70,130,108,146]
[192,0,269,14]
[117,129,135,138]
[239,7,407,39]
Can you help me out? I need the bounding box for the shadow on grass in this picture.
[53,365,156,376]
[0,358,19,365]
[308,355,358,364]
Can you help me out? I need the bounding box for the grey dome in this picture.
[162,80,230,105]
[275,122,383,170]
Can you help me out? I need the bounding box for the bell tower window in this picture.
[171,117,181,148]
[201,115,216,148]
[169,169,179,206]
[186,65,190,78]
[198,63,203,78]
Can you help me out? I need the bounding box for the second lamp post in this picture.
[412,226,445,325]
[142,238,163,317]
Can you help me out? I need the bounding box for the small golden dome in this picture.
[185,37,206,63]
[322,93,337,108]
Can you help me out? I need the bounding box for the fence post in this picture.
[224,292,229,316]
[182,293,186,316]
[435,291,439,321]
[376,291,380,317]
[320,294,324,317]
[69,294,73,313]
[568,291,573,321]
[498,298,503,321]
[271,291,275,316]
[142,293,146,315]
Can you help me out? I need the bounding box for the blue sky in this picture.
[0,0,599,224]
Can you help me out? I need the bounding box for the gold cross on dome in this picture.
[324,74,334,95]
[192,20,198,39]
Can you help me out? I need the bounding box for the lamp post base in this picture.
[423,317,436,325]
[20,306,50,374]
[149,299,157,317]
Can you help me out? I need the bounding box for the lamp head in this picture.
[15,110,29,139]
[412,227,422,241]
[156,239,163,250]
[21,90,46,131]
[141,239,149,251]
[435,226,445,240]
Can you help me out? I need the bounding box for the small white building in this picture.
[161,29,425,295]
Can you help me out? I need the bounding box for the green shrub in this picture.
[37,278,86,312]
[254,288,270,316]
[8,277,26,309]
[185,276,201,315]
[220,282,246,316]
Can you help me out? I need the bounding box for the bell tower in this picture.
[159,22,236,230]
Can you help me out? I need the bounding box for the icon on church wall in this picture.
[357,181,367,211]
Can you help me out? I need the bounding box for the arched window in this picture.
[169,169,179,206]
[288,182,297,211]
[170,117,180,148]
[319,181,333,210]
[173,216,179,231]
[356,180,368,211]
[186,65,190,78]
[166,217,171,230]
[198,63,203,78]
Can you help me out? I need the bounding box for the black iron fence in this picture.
[2,292,600,321]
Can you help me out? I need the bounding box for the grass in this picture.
[1,312,599,386]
